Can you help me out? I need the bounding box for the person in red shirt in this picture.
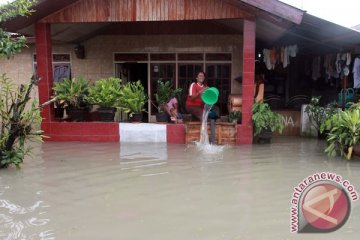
[186,71,208,120]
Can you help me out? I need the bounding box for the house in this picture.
[1,0,360,143]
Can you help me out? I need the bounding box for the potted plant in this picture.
[54,99,65,119]
[322,103,360,160]
[118,80,147,122]
[52,76,90,121]
[153,80,173,122]
[228,111,241,124]
[86,77,122,122]
[252,102,284,143]
[305,96,338,139]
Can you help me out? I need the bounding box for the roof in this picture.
[0,0,79,31]
[276,13,360,54]
[1,0,359,54]
[1,0,303,31]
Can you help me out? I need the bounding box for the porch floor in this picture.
[0,137,359,239]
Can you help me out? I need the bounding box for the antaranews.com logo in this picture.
[290,172,358,233]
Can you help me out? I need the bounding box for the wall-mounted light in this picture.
[74,44,85,59]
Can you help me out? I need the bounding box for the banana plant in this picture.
[86,77,122,108]
[322,103,360,160]
[117,81,147,117]
[52,76,90,108]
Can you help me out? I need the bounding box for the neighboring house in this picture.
[1,0,360,143]
[352,24,360,32]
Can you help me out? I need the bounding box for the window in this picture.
[206,64,231,114]
[178,64,203,96]
[33,53,71,82]
[150,63,175,114]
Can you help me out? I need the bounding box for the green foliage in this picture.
[52,77,90,108]
[0,0,41,168]
[0,75,43,168]
[1,149,25,168]
[252,102,284,136]
[153,80,177,112]
[0,0,36,22]
[0,0,37,58]
[176,87,187,114]
[305,96,338,132]
[118,81,147,117]
[153,80,183,113]
[322,103,360,160]
[86,77,122,108]
[228,111,241,123]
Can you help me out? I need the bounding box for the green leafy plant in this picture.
[0,0,37,58]
[118,80,147,117]
[305,96,338,133]
[86,77,122,108]
[322,103,360,160]
[0,0,41,168]
[0,75,43,168]
[252,102,284,136]
[228,111,241,123]
[52,77,90,108]
[176,87,187,114]
[153,80,173,112]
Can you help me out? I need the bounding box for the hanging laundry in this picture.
[262,44,298,69]
[282,44,298,68]
[323,54,338,81]
[283,46,289,68]
[263,48,272,70]
[288,45,298,57]
[336,52,351,78]
[312,56,321,81]
[353,57,360,88]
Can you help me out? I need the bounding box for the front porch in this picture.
[1,0,309,144]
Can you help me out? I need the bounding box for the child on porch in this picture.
[165,95,183,123]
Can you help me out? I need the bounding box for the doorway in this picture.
[115,63,148,122]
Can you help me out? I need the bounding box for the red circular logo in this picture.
[301,183,350,231]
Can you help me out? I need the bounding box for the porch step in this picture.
[185,121,237,145]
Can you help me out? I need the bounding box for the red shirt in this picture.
[186,82,207,107]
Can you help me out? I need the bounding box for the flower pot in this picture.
[130,112,143,122]
[54,107,64,119]
[156,112,169,122]
[67,107,87,122]
[255,128,272,144]
[98,107,116,122]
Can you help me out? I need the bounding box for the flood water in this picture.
[0,137,359,240]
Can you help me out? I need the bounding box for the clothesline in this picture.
[262,45,298,70]
[311,52,360,88]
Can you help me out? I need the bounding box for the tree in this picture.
[0,0,41,168]
[0,0,37,58]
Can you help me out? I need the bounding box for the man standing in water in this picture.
[186,71,208,120]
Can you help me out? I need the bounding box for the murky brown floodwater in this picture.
[0,137,359,240]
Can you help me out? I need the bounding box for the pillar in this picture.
[35,22,54,126]
[237,19,256,144]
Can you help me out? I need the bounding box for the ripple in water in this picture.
[0,198,54,240]
[196,104,226,157]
